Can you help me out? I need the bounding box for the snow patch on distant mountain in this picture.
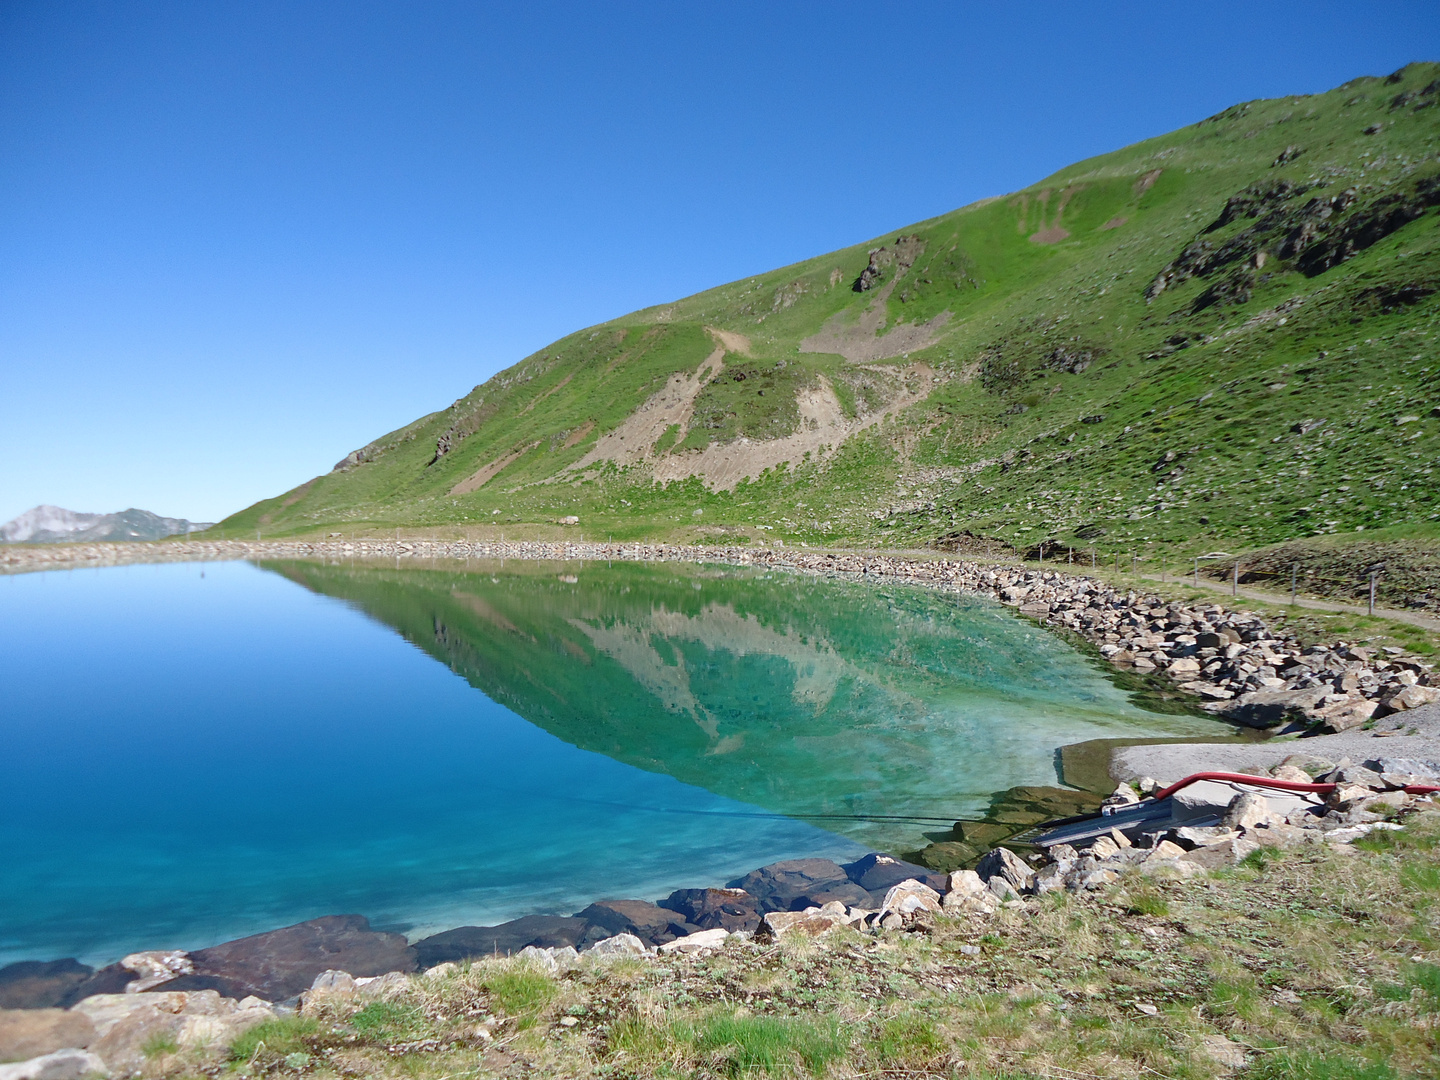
[0,505,212,544]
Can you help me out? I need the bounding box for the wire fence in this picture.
[1027,542,1391,615]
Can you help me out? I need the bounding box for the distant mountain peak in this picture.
[0,505,212,544]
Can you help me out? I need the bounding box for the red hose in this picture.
[1147,771,1440,803]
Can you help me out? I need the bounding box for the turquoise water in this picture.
[0,558,1221,965]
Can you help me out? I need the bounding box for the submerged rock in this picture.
[414,916,602,966]
[0,962,94,1011]
[729,859,869,913]
[842,853,946,893]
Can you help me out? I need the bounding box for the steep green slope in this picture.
[220,64,1440,560]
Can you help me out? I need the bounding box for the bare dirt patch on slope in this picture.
[800,276,950,363]
[568,328,748,475]
[653,363,940,490]
[451,441,540,495]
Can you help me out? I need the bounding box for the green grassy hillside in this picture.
[219,64,1440,565]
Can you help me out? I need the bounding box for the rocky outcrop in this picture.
[853,236,923,292]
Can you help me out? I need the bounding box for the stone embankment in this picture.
[6,537,1437,732]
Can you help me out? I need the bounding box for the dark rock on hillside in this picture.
[659,888,761,932]
[841,853,947,894]
[414,916,602,966]
[152,915,415,1002]
[729,859,871,913]
[575,900,699,946]
[0,960,94,1010]
[853,235,923,292]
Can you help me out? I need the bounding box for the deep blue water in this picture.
[0,559,1220,966]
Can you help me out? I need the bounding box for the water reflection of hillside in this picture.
[268,559,1218,841]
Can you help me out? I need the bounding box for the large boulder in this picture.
[728,859,870,913]
[1223,687,1327,728]
[573,901,697,947]
[151,915,415,1002]
[0,963,94,1011]
[0,1010,95,1061]
[658,888,760,933]
[413,916,601,966]
[841,853,947,894]
[974,847,1034,891]
[78,991,270,1074]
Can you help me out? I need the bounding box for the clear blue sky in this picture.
[2,1,1436,525]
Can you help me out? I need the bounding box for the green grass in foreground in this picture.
[152,815,1440,1079]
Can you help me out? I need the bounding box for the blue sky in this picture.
[2,1,1436,525]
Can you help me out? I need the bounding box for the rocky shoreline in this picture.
[4,766,1437,1079]
[6,536,1438,733]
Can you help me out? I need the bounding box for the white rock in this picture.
[0,1050,109,1080]
[514,946,559,974]
[585,933,648,958]
[309,969,356,993]
[879,879,941,918]
[945,869,986,898]
[659,929,731,954]
[71,994,187,1039]
[547,946,580,969]
[119,951,193,994]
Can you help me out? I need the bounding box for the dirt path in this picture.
[1133,570,1440,631]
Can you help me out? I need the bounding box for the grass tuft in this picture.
[227,1017,317,1065]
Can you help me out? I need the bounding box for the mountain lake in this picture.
[0,557,1228,965]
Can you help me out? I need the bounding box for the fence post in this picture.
[1369,572,1377,615]
[1039,542,1044,564]
[1232,561,1239,597]
[1290,563,1297,605]
[1091,548,1096,568]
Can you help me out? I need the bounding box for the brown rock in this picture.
[659,888,760,933]
[1384,685,1440,711]
[1179,837,1259,870]
[758,911,847,940]
[89,1005,184,1075]
[154,915,415,1002]
[574,900,698,946]
[0,1010,96,1060]
[1317,697,1378,733]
